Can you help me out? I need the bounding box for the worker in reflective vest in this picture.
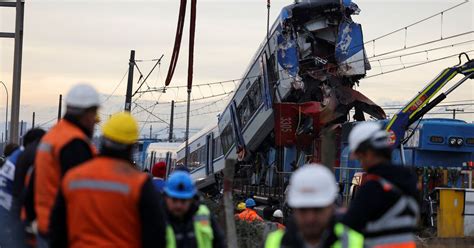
[238,198,264,222]
[164,171,225,248]
[272,209,285,230]
[265,165,364,248]
[34,84,100,246]
[343,122,420,248]
[49,112,167,248]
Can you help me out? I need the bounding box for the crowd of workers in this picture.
[0,83,420,248]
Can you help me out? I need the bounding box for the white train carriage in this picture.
[176,125,225,189]
[143,142,181,176]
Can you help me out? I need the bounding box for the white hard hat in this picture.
[287,164,337,208]
[273,209,283,218]
[348,122,390,152]
[65,84,100,109]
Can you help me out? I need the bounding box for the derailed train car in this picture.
[217,0,384,196]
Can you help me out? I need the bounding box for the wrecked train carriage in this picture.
[218,0,384,163]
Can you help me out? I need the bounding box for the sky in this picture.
[0,0,473,138]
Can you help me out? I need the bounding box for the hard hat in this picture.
[237,202,246,211]
[348,122,390,152]
[287,164,337,208]
[65,84,100,109]
[102,112,139,145]
[164,171,196,199]
[245,198,256,208]
[273,209,283,218]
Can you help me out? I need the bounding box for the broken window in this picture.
[220,124,234,155]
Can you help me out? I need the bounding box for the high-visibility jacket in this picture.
[363,175,419,248]
[238,208,264,222]
[166,205,214,248]
[62,156,149,248]
[34,119,96,234]
[264,222,364,248]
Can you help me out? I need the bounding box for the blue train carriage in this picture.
[339,119,474,192]
[176,124,225,190]
[392,119,474,168]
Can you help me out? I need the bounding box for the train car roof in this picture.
[146,142,182,151]
[177,124,218,151]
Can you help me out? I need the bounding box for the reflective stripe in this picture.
[341,225,349,248]
[365,233,414,247]
[68,180,130,194]
[37,142,53,153]
[366,196,419,232]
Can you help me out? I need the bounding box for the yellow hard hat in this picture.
[237,202,246,211]
[102,112,139,145]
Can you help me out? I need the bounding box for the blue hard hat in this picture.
[245,198,256,208]
[164,171,196,199]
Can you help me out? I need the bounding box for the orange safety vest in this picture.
[34,119,96,234]
[62,157,148,248]
[238,208,264,222]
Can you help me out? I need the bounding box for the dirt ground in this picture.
[416,237,474,247]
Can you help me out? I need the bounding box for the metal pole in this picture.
[184,90,191,166]
[125,50,135,111]
[149,125,152,139]
[169,100,174,142]
[0,81,9,143]
[31,112,35,128]
[9,0,25,144]
[57,94,62,122]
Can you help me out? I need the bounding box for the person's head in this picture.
[236,202,246,213]
[65,84,101,135]
[273,209,284,223]
[23,128,46,147]
[349,122,392,170]
[152,161,167,179]
[164,171,196,218]
[3,143,19,157]
[245,198,256,209]
[287,164,337,245]
[100,112,139,161]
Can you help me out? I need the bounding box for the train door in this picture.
[205,133,215,176]
[165,151,173,179]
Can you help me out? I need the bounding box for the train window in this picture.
[467,138,474,145]
[267,53,279,85]
[200,146,207,167]
[237,78,263,128]
[213,137,223,158]
[221,124,234,155]
[238,98,251,127]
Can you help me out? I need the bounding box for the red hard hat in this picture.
[152,161,167,178]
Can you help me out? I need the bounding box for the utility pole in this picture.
[58,94,63,122]
[149,125,152,139]
[1,0,25,144]
[124,50,135,111]
[169,100,174,142]
[446,108,464,119]
[31,112,35,128]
